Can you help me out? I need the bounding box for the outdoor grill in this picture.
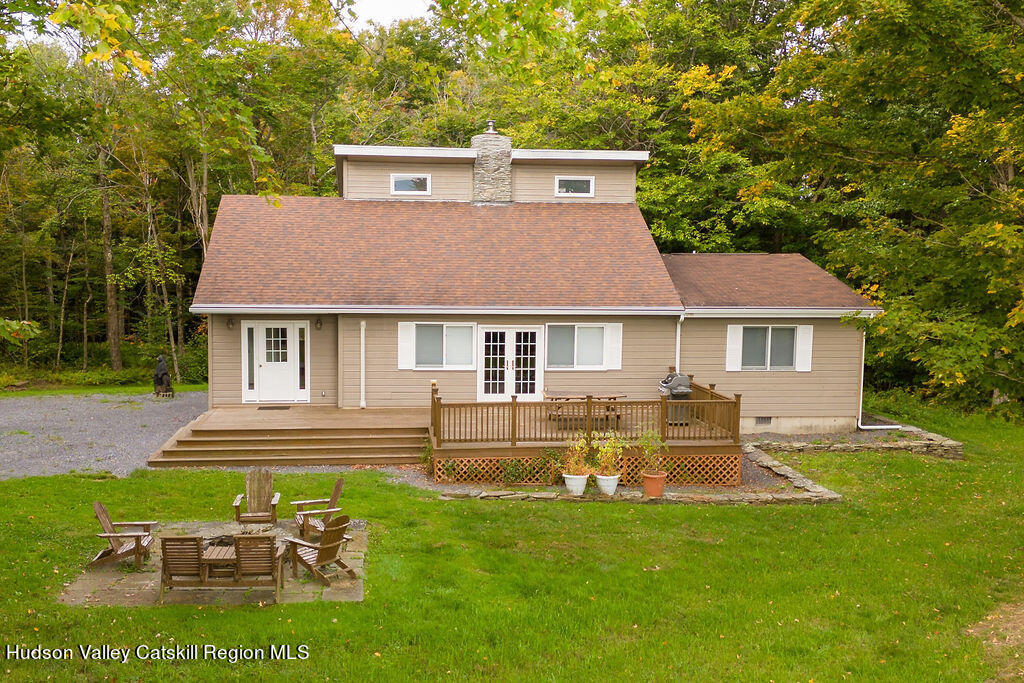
[658,372,692,425]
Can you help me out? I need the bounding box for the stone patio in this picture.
[59,519,367,607]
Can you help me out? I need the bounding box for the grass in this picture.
[1,394,1022,679]
[0,383,207,398]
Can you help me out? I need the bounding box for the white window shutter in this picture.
[725,325,742,372]
[603,323,622,370]
[397,322,416,369]
[795,325,814,372]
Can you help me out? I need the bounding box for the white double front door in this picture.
[242,321,310,403]
[476,326,544,402]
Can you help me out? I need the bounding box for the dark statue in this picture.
[153,355,174,396]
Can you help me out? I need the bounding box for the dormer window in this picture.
[554,175,595,197]
[390,173,431,196]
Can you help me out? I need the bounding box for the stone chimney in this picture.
[470,120,512,202]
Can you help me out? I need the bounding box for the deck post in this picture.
[660,394,668,441]
[431,381,442,447]
[510,395,518,447]
[586,395,593,444]
[732,393,742,444]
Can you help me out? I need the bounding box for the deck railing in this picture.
[429,375,741,448]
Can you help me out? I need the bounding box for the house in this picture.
[155,124,876,478]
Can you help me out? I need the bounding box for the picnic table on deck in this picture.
[542,390,626,428]
[541,390,627,401]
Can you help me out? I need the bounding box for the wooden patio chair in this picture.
[233,535,285,601]
[291,477,345,540]
[88,501,157,569]
[285,515,357,586]
[159,536,205,599]
[232,467,280,524]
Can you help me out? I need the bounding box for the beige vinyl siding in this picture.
[208,314,338,406]
[340,315,676,407]
[511,163,636,203]
[679,317,862,419]
[343,160,473,201]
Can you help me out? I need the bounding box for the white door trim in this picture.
[476,325,544,402]
[240,320,311,403]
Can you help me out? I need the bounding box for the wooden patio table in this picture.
[202,544,238,579]
[541,390,626,430]
[541,390,627,401]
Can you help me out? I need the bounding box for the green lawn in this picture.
[1,393,1022,679]
[0,383,208,398]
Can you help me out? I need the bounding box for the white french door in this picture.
[477,326,544,402]
[241,321,310,403]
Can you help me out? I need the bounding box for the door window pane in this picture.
[769,327,796,369]
[445,325,473,366]
[415,324,443,367]
[515,331,537,395]
[483,330,506,395]
[576,326,604,366]
[547,325,575,367]
[246,327,255,391]
[741,327,768,369]
[265,327,287,363]
[298,326,306,389]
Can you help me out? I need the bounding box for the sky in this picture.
[349,0,432,29]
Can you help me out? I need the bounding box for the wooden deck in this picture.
[148,406,431,468]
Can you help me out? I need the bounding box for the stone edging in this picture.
[749,425,964,460]
[436,447,842,506]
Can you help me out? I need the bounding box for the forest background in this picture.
[1,0,1022,414]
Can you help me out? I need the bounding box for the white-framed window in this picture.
[397,322,475,370]
[545,323,621,370]
[390,173,431,196]
[554,175,595,197]
[726,324,813,372]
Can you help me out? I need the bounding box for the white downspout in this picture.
[674,313,684,372]
[857,329,898,430]
[359,320,366,409]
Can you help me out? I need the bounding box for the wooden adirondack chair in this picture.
[232,468,280,524]
[291,477,345,540]
[286,515,357,586]
[89,501,157,569]
[159,536,205,599]
[234,535,285,601]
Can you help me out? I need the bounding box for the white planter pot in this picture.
[594,474,620,496]
[562,473,589,496]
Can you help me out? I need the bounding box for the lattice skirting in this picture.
[433,453,741,487]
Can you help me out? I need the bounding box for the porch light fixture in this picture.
[227,318,234,330]
[315,318,323,330]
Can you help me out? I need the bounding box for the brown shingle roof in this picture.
[661,253,876,309]
[192,196,683,310]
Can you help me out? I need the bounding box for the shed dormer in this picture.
[332,125,649,203]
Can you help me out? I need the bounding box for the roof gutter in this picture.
[189,304,687,316]
[683,307,880,319]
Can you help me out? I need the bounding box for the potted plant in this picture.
[594,432,626,496]
[636,428,668,498]
[561,433,591,495]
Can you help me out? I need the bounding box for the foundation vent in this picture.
[754,416,773,427]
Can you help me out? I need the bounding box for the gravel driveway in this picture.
[0,391,207,479]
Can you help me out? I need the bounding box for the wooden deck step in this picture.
[148,453,422,468]
[176,435,426,448]
[189,427,428,439]
[160,443,428,457]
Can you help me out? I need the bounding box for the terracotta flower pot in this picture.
[641,471,667,498]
